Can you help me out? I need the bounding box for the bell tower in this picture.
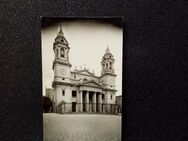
[101,46,115,75]
[100,46,116,90]
[53,24,70,63]
[53,25,71,83]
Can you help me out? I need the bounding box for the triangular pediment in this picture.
[81,80,102,88]
[77,70,94,76]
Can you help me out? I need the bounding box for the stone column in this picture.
[86,91,89,112]
[103,94,106,113]
[80,90,83,112]
[76,90,79,113]
[99,93,102,113]
[93,92,96,112]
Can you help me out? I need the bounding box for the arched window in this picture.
[109,62,112,70]
[106,63,108,69]
[60,48,65,58]
[62,90,65,96]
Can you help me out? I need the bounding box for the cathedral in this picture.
[51,25,118,114]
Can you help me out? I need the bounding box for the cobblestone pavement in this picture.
[43,113,121,141]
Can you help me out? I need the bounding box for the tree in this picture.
[43,96,53,113]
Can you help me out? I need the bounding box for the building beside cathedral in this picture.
[50,25,118,114]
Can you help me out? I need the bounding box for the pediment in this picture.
[81,80,102,88]
[77,70,94,76]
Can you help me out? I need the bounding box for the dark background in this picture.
[41,17,123,28]
[0,1,187,141]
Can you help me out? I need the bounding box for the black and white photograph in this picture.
[41,17,123,141]
[1,1,187,141]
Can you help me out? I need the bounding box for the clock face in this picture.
[109,79,113,84]
[60,69,66,75]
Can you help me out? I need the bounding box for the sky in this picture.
[41,19,123,96]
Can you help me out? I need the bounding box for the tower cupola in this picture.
[53,24,71,66]
[101,45,115,75]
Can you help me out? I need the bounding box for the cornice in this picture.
[100,72,117,77]
[52,81,75,88]
[53,60,72,68]
[52,81,117,92]
[103,88,117,92]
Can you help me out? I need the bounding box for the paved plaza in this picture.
[43,113,121,141]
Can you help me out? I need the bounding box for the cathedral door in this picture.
[72,102,76,112]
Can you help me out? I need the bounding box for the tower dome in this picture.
[54,24,69,47]
[102,46,114,62]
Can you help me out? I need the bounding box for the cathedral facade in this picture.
[52,25,117,114]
